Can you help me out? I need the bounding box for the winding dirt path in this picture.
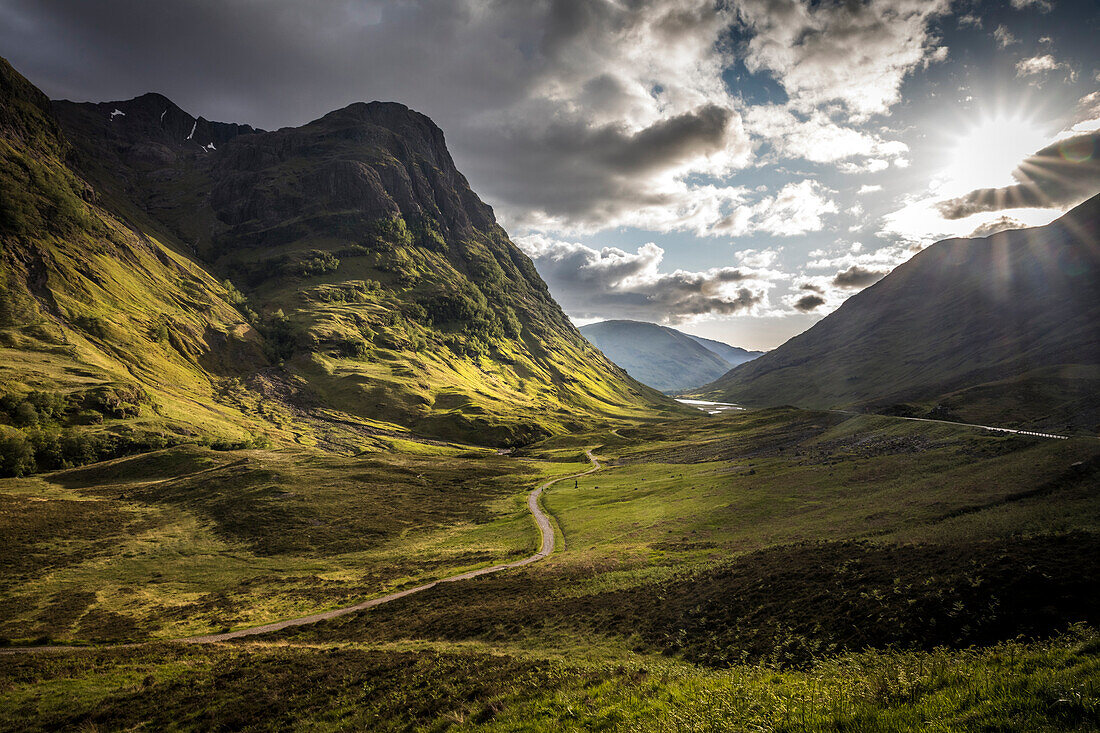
[1,450,602,653]
[180,449,602,643]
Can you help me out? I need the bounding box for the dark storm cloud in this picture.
[792,293,826,311]
[598,105,733,173]
[831,265,886,288]
[0,0,748,232]
[937,131,1100,219]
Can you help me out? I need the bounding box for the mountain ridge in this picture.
[579,319,761,393]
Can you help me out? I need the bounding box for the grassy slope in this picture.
[280,410,1100,665]
[0,442,563,642]
[0,56,286,473]
[2,632,1098,732]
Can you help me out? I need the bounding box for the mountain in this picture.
[696,196,1100,432]
[0,57,272,477]
[579,320,760,393]
[0,56,680,475]
[683,333,763,368]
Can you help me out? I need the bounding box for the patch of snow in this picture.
[203,142,216,152]
[186,119,197,140]
[160,109,167,122]
[109,109,125,120]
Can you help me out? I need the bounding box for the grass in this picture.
[0,629,1097,731]
[1,407,1098,729]
[278,408,1100,666]
[0,444,566,642]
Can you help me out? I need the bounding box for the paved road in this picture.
[180,449,602,643]
[831,410,1073,440]
[679,399,1078,441]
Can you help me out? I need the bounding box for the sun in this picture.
[942,113,1050,195]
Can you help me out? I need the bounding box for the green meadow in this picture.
[0,443,560,642]
[3,407,1097,729]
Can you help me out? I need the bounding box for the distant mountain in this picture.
[683,333,762,368]
[0,55,681,475]
[696,195,1100,432]
[579,320,760,393]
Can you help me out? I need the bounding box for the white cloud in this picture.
[807,241,918,272]
[838,158,891,174]
[1068,91,1100,133]
[735,0,951,120]
[993,25,1019,47]
[1015,54,1076,81]
[968,216,1028,237]
[858,184,884,194]
[1010,0,1053,11]
[784,260,888,313]
[713,179,838,237]
[515,235,787,323]
[881,195,1063,248]
[743,105,909,167]
[934,130,1100,220]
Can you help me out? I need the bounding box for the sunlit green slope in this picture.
[51,79,682,448]
[0,57,276,476]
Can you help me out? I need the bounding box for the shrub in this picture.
[222,279,248,307]
[75,409,104,425]
[84,385,146,419]
[26,390,67,420]
[259,309,302,362]
[13,400,38,426]
[283,250,340,278]
[336,337,369,358]
[150,314,171,343]
[73,314,109,339]
[0,431,35,476]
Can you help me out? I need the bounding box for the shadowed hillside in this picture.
[50,89,682,446]
[697,196,1100,433]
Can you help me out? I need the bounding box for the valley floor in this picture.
[1,407,1098,730]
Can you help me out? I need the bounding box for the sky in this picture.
[1,0,1098,350]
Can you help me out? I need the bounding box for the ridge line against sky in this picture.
[1,0,1097,349]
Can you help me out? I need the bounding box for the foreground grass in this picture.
[1,630,1097,731]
